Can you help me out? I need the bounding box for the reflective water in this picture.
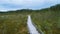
[27,15,40,34]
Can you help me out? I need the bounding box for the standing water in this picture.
[27,15,40,34]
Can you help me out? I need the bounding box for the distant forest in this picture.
[0,4,60,13]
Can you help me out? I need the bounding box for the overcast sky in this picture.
[0,0,60,11]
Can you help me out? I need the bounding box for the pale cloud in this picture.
[0,0,60,11]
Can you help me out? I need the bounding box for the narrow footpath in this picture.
[27,15,40,34]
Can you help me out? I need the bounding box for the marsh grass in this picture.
[31,11,60,34]
[0,15,29,34]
